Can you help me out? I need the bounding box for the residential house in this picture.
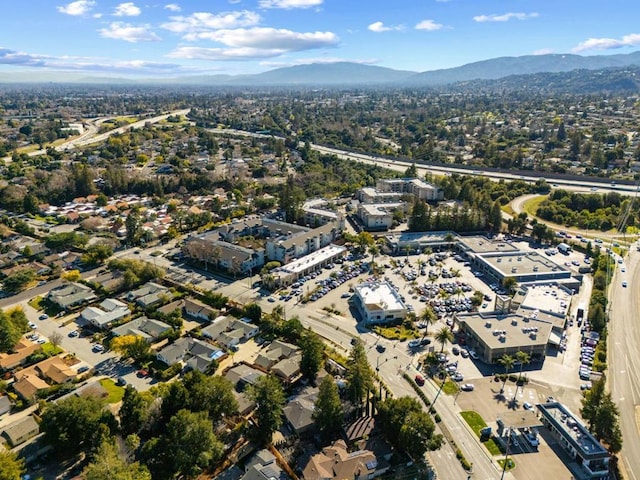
[0,395,11,416]
[80,298,130,329]
[224,363,265,390]
[0,338,41,371]
[201,316,259,348]
[1,416,40,447]
[33,356,77,384]
[254,340,299,371]
[156,337,226,372]
[302,439,388,480]
[12,374,49,402]
[111,316,172,342]
[271,353,302,384]
[242,449,290,480]
[183,298,216,322]
[283,387,318,435]
[47,282,97,310]
[126,281,170,308]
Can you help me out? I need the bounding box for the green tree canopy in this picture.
[82,439,151,480]
[345,339,373,405]
[40,395,117,458]
[0,449,26,480]
[299,329,325,381]
[247,375,286,445]
[313,376,343,442]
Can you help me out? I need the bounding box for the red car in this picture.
[137,369,149,378]
[415,374,425,386]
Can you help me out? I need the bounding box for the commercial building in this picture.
[357,203,401,231]
[538,402,610,479]
[383,231,457,255]
[352,282,408,325]
[376,178,444,201]
[456,283,573,363]
[264,244,347,289]
[473,251,572,284]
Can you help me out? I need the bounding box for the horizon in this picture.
[2,0,640,79]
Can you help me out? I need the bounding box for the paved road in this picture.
[206,127,638,196]
[608,246,640,480]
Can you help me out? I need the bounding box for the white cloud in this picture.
[573,33,640,52]
[415,20,443,31]
[99,22,161,42]
[114,2,141,17]
[258,0,322,9]
[168,27,338,60]
[473,12,538,23]
[164,3,181,12]
[368,21,403,33]
[57,0,95,16]
[0,47,185,74]
[162,11,261,35]
[533,48,554,55]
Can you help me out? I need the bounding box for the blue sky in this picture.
[1,0,640,77]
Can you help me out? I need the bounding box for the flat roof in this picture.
[516,284,572,324]
[280,244,347,274]
[355,282,406,311]
[496,409,543,429]
[359,203,403,215]
[384,231,457,245]
[457,312,553,351]
[538,402,608,458]
[458,236,520,254]
[479,251,570,278]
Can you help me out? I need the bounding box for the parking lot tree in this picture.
[40,395,118,458]
[498,354,516,394]
[247,375,286,445]
[300,329,325,381]
[420,306,437,335]
[82,438,151,480]
[434,326,454,353]
[515,351,531,380]
[588,303,606,334]
[313,375,344,442]
[346,339,374,406]
[119,386,152,436]
[356,231,374,253]
[0,449,25,480]
[581,379,622,453]
[502,276,518,294]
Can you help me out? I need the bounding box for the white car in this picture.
[28,322,37,329]
[36,338,46,344]
[461,383,475,391]
[622,281,628,288]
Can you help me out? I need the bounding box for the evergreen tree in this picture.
[313,376,344,441]
[247,375,286,445]
[489,200,503,233]
[300,329,325,382]
[345,339,373,405]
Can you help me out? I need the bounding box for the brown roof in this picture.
[13,374,49,401]
[0,339,40,370]
[303,440,378,480]
[36,357,77,384]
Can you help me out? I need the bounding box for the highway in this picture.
[608,245,640,480]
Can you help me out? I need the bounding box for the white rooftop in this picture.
[355,282,406,311]
[281,244,347,274]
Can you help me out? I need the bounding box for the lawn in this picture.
[373,324,420,341]
[99,379,125,404]
[502,204,515,216]
[498,458,516,471]
[41,343,63,356]
[442,380,459,395]
[28,296,43,311]
[522,195,548,217]
[460,410,503,456]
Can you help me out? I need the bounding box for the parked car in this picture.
[77,366,90,373]
[92,344,105,352]
[451,372,464,382]
[116,377,127,386]
[523,402,534,410]
[461,383,474,391]
[460,349,469,358]
[414,374,425,386]
[376,344,386,353]
[68,330,79,338]
[39,314,49,320]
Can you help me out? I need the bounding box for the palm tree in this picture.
[515,350,531,386]
[498,354,516,394]
[419,306,437,336]
[435,326,454,353]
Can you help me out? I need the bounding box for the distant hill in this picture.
[404,51,640,86]
[3,51,640,87]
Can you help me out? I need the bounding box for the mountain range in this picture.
[3,51,640,87]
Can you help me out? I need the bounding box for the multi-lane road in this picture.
[608,246,640,480]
